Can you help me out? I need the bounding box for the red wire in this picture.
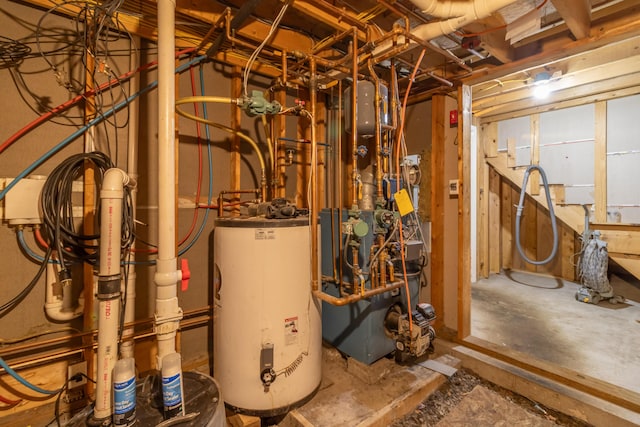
[34,227,49,249]
[0,395,22,406]
[177,65,204,247]
[0,47,196,156]
[394,48,426,336]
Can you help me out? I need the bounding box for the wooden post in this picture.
[457,85,472,339]
[83,47,97,398]
[430,94,445,331]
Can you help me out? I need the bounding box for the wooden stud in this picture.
[478,129,489,279]
[530,114,540,196]
[230,67,242,216]
[83,46,97,397]
[431,94,446,331]
[458,85,472,339]
[594,101,607,223]
[489,166,501,274]
[500,178,513,271]
[483,122,498,158]
[275,86,287,199]
[507,137,516,168]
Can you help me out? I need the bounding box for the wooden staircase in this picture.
[486,152,640,281]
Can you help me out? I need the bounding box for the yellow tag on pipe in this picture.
[394,188,414,217]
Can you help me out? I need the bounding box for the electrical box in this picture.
[3,176,46,224]
[448,179,460,196]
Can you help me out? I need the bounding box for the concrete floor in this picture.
[472,270,640,394]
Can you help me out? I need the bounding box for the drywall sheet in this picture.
[607,94,640,223]
[539,105,595,204]
[497,116,530,166]
[607,94,640,152]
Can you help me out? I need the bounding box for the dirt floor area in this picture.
[390,369,592,427]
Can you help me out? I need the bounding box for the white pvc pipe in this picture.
[44,262,84,322]
[94,168,129,420]
[154,0,183,369]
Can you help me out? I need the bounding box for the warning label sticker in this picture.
[284,316,298,345]
[255,229,276,240]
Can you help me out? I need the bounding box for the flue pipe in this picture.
[93,168,130,421]
[155,0,184,368]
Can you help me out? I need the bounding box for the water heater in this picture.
[213,217,322,416]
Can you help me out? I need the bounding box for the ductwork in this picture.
[410,0,517,20]
[408,0,518,40]
[372,0,518,56]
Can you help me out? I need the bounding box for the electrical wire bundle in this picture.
[39,151,134,270]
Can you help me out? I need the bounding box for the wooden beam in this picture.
[550,0,592,40]
[594,101,607,223]
[477,72,640,122]
[292,0,367,42]
[501,178,514,270]
[474,54,640,115]
[457,85,472,339]
[465,10,640,88]
[431,94,446,332]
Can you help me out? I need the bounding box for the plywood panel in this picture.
[536,201,561,276]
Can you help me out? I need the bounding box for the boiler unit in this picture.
[320,209,423,364]
[213,216,322,416]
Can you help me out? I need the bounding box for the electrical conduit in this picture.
[515,164,558,265]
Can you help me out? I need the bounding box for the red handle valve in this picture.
[180,259,190,291]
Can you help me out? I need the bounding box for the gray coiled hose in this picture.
[515,165,558,265]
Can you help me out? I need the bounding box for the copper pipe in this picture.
[312,27,358,54]
[217,189,260,217]
[367,58,384,201]
[351,29,359,208]
[378,234,387,287]
[312,280,405,306]
[0,309,212,366]
[0,307,212,359]
[337,80,345,296]
[2,316,211,372]
[310,57,319,293]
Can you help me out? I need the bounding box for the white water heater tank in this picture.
[213,217,322,416]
